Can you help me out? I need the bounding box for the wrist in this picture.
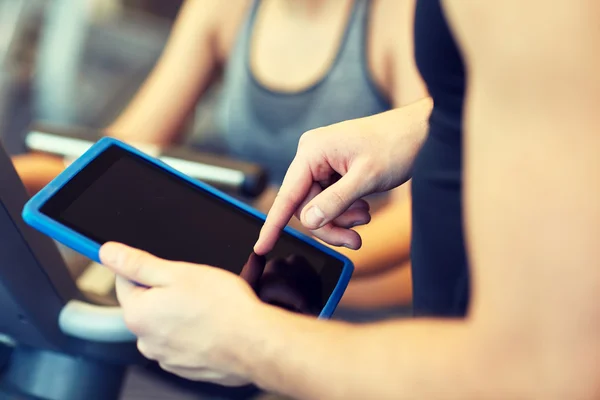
[391,98,430,143]
[381,97,432,181]
[233,303,277,384]
[234,303,307,391]
[225,301,279,382]
[240,305,360,399]
[236,304,353,397]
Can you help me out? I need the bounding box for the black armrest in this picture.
[26,124,268,198]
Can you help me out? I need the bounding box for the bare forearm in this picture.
[340,261,412,308]
[107,0,218,145]
[370,97,432,180]
[107,65,208,146]
[242,307,502,400]
[12,153,65,194]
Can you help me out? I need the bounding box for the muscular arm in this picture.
[238,2,600,399]
[15,0,225,192]
[107,0,224,145]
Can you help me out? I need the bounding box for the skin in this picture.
[11,153,66,195]
[100,0,600,398]
[15,0,428,307]
[252,184,414,307]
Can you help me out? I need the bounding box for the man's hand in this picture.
[254,103,430,255]
[99,242,263,386]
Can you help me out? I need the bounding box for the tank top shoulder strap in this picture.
[235,0,261,60]
[238,0,378,90]
[335,0,369,64]
[332,0,389,108]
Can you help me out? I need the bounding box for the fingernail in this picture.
[343,243,356,250]
[305,206,325,228]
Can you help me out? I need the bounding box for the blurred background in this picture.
[0,2,256,399]
[0,0,221,156]
[0,2,413,397]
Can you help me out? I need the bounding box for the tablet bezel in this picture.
[22,137,353,318]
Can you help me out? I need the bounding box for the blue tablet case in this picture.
[22,137,353,318]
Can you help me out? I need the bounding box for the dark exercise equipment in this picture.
[0,141,142,400]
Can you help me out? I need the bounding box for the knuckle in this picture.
[327,190,348,211]
[366,158,387,179]
[370,164,386,182]
[357,158,378,175]
[298,129,316,146]
[313,163,332,181]
[298,127,325,150]
[358,160,385,189]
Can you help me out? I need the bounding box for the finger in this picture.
[327,198,371,227]
[318,172,341,188]
[210,375,252,387]
[159,364,251,387]
[332,208,371,229]
[289,183,365,247]
[293,182,322,221]
[137,339,160,361]
[299,166,374,230]
[311,223,362,250]
[100,242,176,287]
[297,186,370,217]
[115,275,146,307]
[239,253,266,290]
[254,160,314,255]
[348,199,370,212]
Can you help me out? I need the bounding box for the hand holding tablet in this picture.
[22,138,353,318]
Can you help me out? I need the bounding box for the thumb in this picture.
[100,242,175,287]
[300,167,373,230]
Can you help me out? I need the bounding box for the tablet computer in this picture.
[22,138,353,318]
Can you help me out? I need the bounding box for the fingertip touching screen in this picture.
[40,145,345,316]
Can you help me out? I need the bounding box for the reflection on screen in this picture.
[40,145,343,315]
[241,253,323,315]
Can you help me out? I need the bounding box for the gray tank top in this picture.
[215,0,391,184]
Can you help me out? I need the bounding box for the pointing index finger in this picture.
[254,160,313,255]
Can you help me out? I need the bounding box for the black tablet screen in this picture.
[41,145,345,315]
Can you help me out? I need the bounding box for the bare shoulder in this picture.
[369,0,425,107]
[370,0,415,33]
[174,0,250,64]
[441,1,600,70]
[212,0,253,63]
